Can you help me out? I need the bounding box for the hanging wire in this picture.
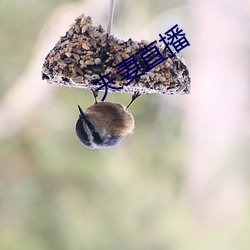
[107,0,115,35]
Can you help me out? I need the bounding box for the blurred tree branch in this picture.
[184,0,250,225]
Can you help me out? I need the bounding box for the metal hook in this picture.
[107,0,115,35]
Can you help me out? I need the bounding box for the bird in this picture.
[75,90,140,149]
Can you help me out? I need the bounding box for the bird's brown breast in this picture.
[86,102,134,135]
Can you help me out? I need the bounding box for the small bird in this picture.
[75,91,140,149]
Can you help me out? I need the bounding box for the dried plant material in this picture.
[42,14,190,95]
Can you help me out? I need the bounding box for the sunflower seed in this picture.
[82,43,90,50]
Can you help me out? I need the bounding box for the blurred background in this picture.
[1,0,250,249]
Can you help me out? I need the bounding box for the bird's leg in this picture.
[126,92,141,110]
[91,89,98,104]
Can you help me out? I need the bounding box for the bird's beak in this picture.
[77,105,86,119]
